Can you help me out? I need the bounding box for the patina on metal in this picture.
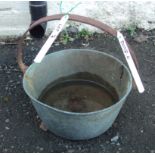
[17,14,134,140]
[22,49,132,140]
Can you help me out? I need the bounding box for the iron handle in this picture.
[17,14,139,74]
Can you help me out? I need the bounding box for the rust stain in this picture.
[25,74,35,92]
[17,14,139,73]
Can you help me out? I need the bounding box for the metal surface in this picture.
[23,49,132,140]
[17,14,134,140]
[17,14,139,74]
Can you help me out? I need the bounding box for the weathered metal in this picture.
[23,49,132,140]
[17,14,139,74]
[17,14,134,140]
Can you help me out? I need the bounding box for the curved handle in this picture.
[17,14,139,73]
